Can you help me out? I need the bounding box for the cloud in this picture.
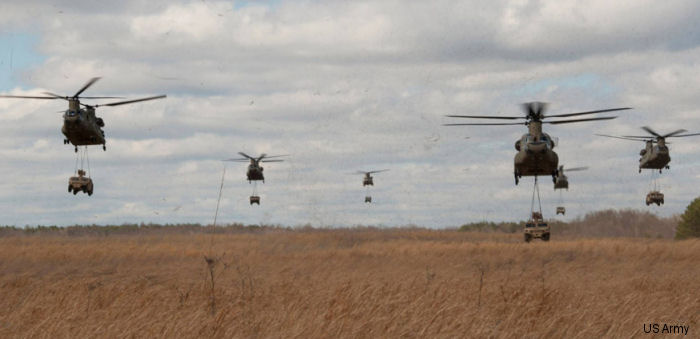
[1,0,700,227]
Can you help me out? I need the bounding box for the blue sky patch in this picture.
[0,33,45,91]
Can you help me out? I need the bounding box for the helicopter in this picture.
[444,102,631,185]
[596,126,700,173]
[553,165,588,190]
[223,152,288,183]
[355,170,389,186]
[0,77,166,152]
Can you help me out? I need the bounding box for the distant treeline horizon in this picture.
[0,209,680,239]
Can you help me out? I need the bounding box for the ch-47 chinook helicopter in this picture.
[353,170,389,203]
[355,170,389,186]
[553,165,588,190]
[223,152,288,183]
[0,77,166,152]
[596,126,700,173]
[445,102,631,185]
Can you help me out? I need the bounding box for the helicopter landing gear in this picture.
[659,169,662,174]
[665,165,670,169]
[103,144,106,151]
[639,168,642,173]
[74,146,78,153]
[514,171,520,185]
[63,139,68,144]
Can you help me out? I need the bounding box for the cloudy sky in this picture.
[1,0,699,227]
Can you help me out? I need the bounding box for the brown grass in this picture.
[0,229,697,338]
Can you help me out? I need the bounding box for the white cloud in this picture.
[1,0,700,226]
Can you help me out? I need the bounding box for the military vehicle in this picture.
[596,126,700,173]
[646,191,664,206]
[250,195,261,205]
[355,170,389,186]
[445,102,630,185]
[0,77,166,152]
[68,169,93,196]
[223,152,288,183]
[523,212,550,242]
[556,206,565,215]
[365,196,372,203]
[554,165,588,190]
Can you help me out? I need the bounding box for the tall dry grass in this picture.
[0,229,697,338]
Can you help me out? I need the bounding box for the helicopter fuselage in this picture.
[363,174,374,186]
[513,122,559,183]
[61,103,105,149]
[246,163,264,182]
[639,141,670,171]
[554,174,569,190]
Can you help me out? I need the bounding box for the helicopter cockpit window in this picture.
[67,110,77,116]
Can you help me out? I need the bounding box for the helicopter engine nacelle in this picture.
[640,149,647,156]
[96,117,104,127]
[514,140,521,151]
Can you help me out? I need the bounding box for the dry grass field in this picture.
[0,228,697,338]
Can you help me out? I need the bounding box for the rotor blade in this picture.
[260,159,284,163]
[594,134,648,141]
[79,96,124,99]
[0,94,59,99]
[42,92,70,100]
[222,158,249,162]
[641,126,661,138]
[443,122,526,126]
[237,152,254,160]
[545,116,617,125]
[256,153,267,161]
[545,107,631,118]
[260,154,289,159]
[354,171,368,175]
[670,132,700,138]
[445,115,524,120]
[662,129,688,138]
[96,95,166,107]
[565,167,588,172]
[367,169,389,174]
[73,77,101,98]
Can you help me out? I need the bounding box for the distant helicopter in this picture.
[223,152,288,183]
[596,126,700,173]
[445,102,630,185]
[553,165,588,190]
[355,170,389,186]
[0,77,166,152]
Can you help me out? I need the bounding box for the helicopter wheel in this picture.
[103,145,106,151]
[74,146,78,153]
[514,172,519,185]
[639,168,641,173]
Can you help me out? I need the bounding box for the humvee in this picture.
[556,206,565,215]
[68,169,93,196]
[523,212,550,242]
[250,195,260,205]
[364,196,372,203]
[646,191,664,206]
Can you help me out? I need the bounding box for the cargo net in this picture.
[74,146,91,177]
[530,176,543,218]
